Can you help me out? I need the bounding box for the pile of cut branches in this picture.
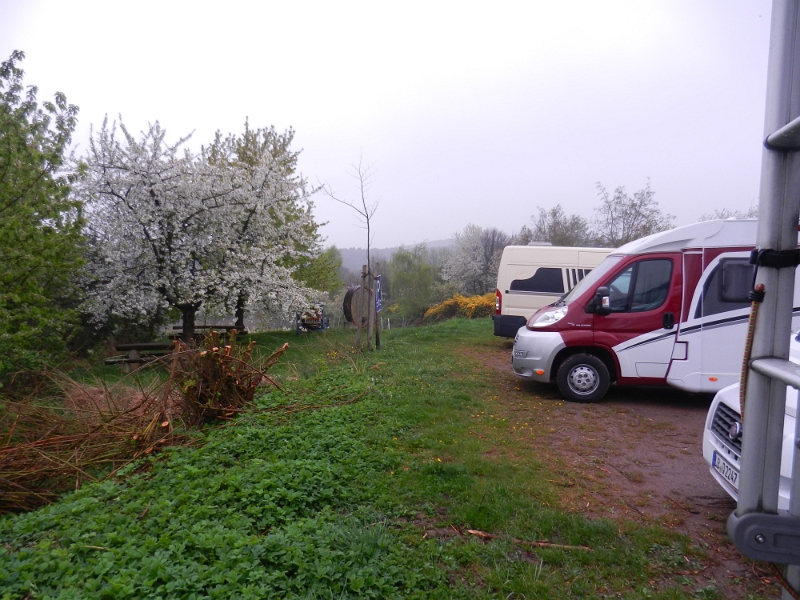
[0,379,182,513]
[168,330,288,426]
[0,332,288,514]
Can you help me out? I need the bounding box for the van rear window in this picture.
[510,267,564,294]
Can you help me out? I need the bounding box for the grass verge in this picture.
[0,320,745,599]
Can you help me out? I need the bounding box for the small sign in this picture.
[375,275,382,313]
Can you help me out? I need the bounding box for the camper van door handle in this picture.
[662,312,675,330]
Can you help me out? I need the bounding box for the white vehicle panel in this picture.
[702,334,799,512]
[612,330,677,379]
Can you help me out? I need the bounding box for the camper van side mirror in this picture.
[593,286,611,315]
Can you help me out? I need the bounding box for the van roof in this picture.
[613,219,758,255]
[500,245,612,267]
[502,245,612,252]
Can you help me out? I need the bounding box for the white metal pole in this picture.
[733,2,800,596]
[739,0,800,515]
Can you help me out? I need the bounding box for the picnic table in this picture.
[104,342,176,372]
[170,324,248,341]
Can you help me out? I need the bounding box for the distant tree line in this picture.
[372,181,756,323]
[376,180,676,320]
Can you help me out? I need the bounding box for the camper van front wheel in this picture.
[557,354,610,403]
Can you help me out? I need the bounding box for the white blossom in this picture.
[77,118,317,332]
[442,224,506,295]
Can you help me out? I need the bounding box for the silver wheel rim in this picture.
[568,365,598,395]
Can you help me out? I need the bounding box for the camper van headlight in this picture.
[530,306,568,328]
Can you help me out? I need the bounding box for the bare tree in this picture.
[509,225,536,246]
[592,179,674,247]
[323,156,380,273]
[323,156,380,347]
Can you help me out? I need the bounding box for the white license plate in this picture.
[712,451,739,490]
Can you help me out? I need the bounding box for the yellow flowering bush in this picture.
[423,293,495,322]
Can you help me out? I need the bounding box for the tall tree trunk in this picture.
[180,304,197,344]
[234,293,247,330]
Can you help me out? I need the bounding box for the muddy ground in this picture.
[474,339,781,599]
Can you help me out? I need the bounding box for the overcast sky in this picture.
[1,0,773,249]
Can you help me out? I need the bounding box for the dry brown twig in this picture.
[466,529,593,552]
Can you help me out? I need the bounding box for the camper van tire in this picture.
[557,354,610,403]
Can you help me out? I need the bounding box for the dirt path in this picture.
[474,339,780,599]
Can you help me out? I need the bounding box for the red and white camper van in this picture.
[511,219,800,402]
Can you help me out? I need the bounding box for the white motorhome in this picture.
[493,245,611,338]
[511,219,800,402]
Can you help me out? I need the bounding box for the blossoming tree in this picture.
[78,118,317,340]
[442,224,507,295]
[202,121,327,329]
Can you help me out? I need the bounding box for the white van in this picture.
[703,344,796,512]
[493,245,612,337]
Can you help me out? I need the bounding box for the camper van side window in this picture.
[695,258,753,318]
[606,259,672,313]
[630,259,672,312]
[509,268,565,294]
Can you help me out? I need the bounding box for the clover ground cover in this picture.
[0,321,735,599]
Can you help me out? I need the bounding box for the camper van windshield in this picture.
[559,255,624,305]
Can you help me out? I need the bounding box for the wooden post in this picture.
[122,349,140,374]
[356,265,367,348]
[366,271,375,351]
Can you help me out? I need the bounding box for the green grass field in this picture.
[0,320,746,599]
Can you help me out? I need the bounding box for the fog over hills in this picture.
[335,239,452,272]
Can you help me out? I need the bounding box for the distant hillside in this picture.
[335,239,452,272]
